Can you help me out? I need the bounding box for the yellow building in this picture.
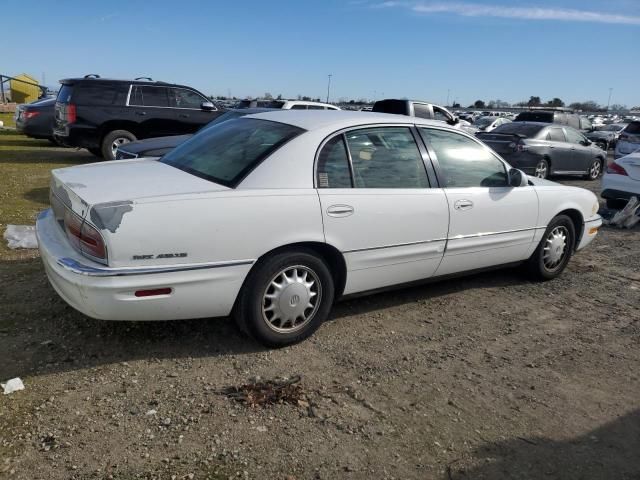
[10,73,40,104]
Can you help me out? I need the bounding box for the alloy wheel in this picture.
[589,160,602,179]
[535,161,548,179]
[111,137,131,157]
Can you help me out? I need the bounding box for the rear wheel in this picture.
[585,158,603,180]
[101,130,136,160]
[234,249,334,347]
[534,158,549,179]
[525,215,575,281]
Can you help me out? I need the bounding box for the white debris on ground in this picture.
[4,225,38,249]
[2,377,25,395]
[607,197,640,229]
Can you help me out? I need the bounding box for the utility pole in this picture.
[326,74,332,104]
[606,87,613,110]
[446,89,450,107]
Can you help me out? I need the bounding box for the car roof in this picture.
[59,77,197,90]
[244,110,448,131]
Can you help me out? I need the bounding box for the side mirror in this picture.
[508,168,528,187]
[201,101,216,111]
[582,139,592,146]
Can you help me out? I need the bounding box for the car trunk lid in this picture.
[477,133,525,155]
[618,153,640,181]
[51,158,230,216]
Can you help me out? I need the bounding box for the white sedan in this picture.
[37,111,602,347]
[601,152,640,209]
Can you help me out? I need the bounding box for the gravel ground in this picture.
[1,159,639,480]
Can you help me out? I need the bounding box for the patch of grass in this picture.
[0,131,94,259]
[0,112,15,128]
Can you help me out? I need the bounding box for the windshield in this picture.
[490,123,545,137]
[474,117,494,128]
[161,118,304,187]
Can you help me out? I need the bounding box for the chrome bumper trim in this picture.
[57,257,255,277]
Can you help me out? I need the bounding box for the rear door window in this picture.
[547,128,566,142]
[290,104,307,110]
[345,127,429,188]
[129,86,170,107]
[564,128,586,144]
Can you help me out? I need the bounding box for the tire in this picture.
[87,147,103,158]
[534,158,549,179]
[525,215,575,281]
[606,198,627,210]
[101,130,136,161]
[234,249,335,348]
[585,158,604,180]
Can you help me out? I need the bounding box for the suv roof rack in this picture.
[134,77,153,81]
[84,74,101,79]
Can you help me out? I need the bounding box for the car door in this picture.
[316,126,449,294]
[128,85,177,137]
[545,127,573,172]
[564,127,594,172]
[417,127,539,276]
[168,87,219,133]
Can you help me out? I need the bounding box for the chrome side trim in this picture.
[584,216,602,224]
[57,257,255,277]
[342,226,545,254]
[448,226,545,240]
[344,238,447,254]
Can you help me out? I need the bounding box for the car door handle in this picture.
[454,199,474,210]
[327,205,354,217]
[135,111,147,116]
[179,114,190,118]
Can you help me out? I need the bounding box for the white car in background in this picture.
[36,111,602,347]
[473,116,512,132]
[601,152,640,209]
[614,121,640,159]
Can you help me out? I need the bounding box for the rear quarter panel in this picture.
[100,190,325,268]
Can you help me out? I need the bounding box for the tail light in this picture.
[513,140,528,152]
[606,162,628,176]
[63,209,106,260]
[66,103,77,124]
[23,111,41,120]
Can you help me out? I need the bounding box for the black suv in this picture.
[53,75,224,160]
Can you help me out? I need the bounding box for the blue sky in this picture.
[3,0,639,107]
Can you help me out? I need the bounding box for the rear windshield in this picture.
[161,118,304,187]
[57,85,73,104]
[625,122,640,134]
[490,123,545,137]
[515,111,554,123]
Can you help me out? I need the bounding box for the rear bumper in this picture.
[601,173,640,201]
[53,125,100,149]
[36,208,252,321]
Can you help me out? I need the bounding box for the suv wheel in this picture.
[101,130,136,160]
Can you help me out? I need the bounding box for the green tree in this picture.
[474,99,485,108]
[527,96,542,107]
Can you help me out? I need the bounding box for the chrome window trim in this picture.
[126,84,214,111]
[57,257,255,277]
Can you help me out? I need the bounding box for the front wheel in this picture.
[525,215,575,281]
[585,158,603,180]
[101,130,136,160]
[234,249,335,347]
[534,158,549,179]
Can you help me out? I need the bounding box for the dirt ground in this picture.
[1,137,639,480]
